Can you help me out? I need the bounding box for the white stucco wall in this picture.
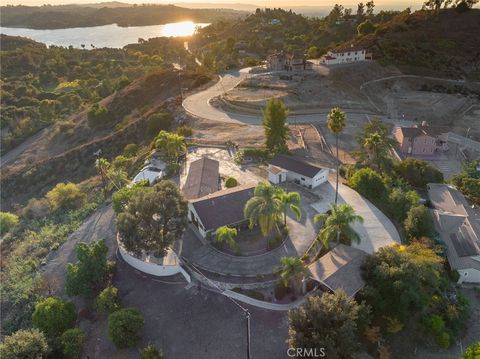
[188,203,207,237]
[324,50,366,65]
[286,168,329,189]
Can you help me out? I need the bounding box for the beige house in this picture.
[428,183,480,284]
[266,51,312,72]
[394,123,449,156]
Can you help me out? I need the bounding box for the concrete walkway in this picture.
[311,180,401,254]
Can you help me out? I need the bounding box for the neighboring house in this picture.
[188,183,256,238]
[308,244,368,297]
[427,183,480,284]
[266,51,312,72]
[320,44,369,65]
[394,122,449,156]
[182,157,220,200]
[268,154,329,189]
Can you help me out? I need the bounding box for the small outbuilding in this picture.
[268,154,329,189]
[308,244,368,297]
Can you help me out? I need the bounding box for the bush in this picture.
[23,198,51,219]
[108,308,144,348]
[404,205,436,242]
[0,329,49,359]
[123,143,138,157]
[142,345,164,359]
[225,177,238,188]
[60,328,86,359]
[460,342,480,359]
[146,112,172,137]
[274,282,287,300]
[268,235,283,249]
[112,155,131,170]
[357,19,376,35]
[46,182,86,211]
[348,167,388,201]
[32,297,77,338]
[0,212,19,234]
[435,331,450,349]
[176,125,193,137]
[246,290,265,301]
[87,104,112,128]
[96,286,121,314]
[388,188,420,223]
[395,158,443,189]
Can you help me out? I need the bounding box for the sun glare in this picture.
[160,21,198,37]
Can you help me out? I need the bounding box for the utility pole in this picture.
[245,310,251,359]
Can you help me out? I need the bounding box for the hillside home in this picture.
[182,157,220,200]
[268,154,329,189]
[428,183,480,284]
[266,51,312,72]
[188,184,256,239]
[321,44,369,65]
[394,122,449,156]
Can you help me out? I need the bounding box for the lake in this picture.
[0,21,209,49]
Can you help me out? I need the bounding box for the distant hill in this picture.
[0,4,246,29]
[342,8,480,78]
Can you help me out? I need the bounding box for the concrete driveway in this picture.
[311,180,401,254]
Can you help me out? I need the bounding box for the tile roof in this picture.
[398,125,449,139]
[308,244,368,297]
[190,183,256,232]
[269,154,324,178]
[183,157,220,200]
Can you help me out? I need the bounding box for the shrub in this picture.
[112,155,131,170]
[123,143,138,157]
[108,308,144,348]
[145,112,172,137]
[32,297,76,338]
[87,104,112,128]
[268,235,283,249]
[404,205,436,242]
[23,197,51,219]
[225,177,238,188]
[357,19,376,35]
[460,342,480,359]
[176,125,193,137]
[388,188,420,222]
[0,329,49,359]
[246,290,265,301]
[60,328,86,359]
[436,331,450,349]
[274,282,287,300]
[348,167,388,201]
[96,286,121,314]
[46,182,86,211]
[395,158,443,189]
[142,345,164,359]
[0,212,19,234]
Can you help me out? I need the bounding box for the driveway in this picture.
[311,180,401,254]
[83,257,289,359]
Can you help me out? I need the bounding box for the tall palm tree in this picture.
[279,256,308,294]
[215,226,238,251]
[363,131,393,170]
[327,107,346,204]
[314,203,364,246]
[244,182,283,236]
[276,189,301,226]
[154,131,186,163]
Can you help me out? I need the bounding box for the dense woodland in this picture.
[0,4,245,29]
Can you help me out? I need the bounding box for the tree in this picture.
[366,0,375,16]
[388,188,420,223]
[154,131,186,163]
[65,240,109,297]
[123,143,139,157]
[357,19,376,35]
[327,107,346,204]
[306,46,320,59]
[215,226,238,251]
[0,329,49,359]
[356,2,365,21]
[460,342,480,359]
[112,183,149,214]
[146,112,173,137]
[106,168,129,190]
[404,205,436,242]
[361,243,443,324]
[314,203,364,246]
[142,345,164,359]
[87,103,112,128]
[276,189,301,226]
[288,291,367,358]
[0,211,19,234]
[32,297,76,338]
[262,98,290,154]
[60,328,86,359]
[46,182,86,211]
[244,181,283,236]
[395,158,443,189]
[279,256,307,294]
[108,308,144,348]
[348,167,388,202]
[117,181,188,257]
[95,158,110,198]
[452,160,480,205]
[96,286,121,314]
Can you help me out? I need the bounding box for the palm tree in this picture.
[154,131,186,163]
[363,131,393,170]
[327,107,346,204]
[215,226,238,251]
[314,203,364,246]
[276,189,301,226]
[95,158,110,199]
[244,182,283,236]
[279,256,308,294]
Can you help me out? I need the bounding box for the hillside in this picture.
[0,4,245,29]
[344,8,480,78]
[0,69,212,209]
